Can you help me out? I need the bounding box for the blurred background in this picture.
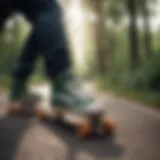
[0,0,160,107]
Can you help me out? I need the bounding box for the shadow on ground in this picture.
[42,119,125,160]
[0,116,32,160]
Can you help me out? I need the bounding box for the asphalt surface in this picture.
[0,84,160,160]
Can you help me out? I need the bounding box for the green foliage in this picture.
[124,52,160,91]
[95,76,160,107]
[0,15,32,89]
[0,16,29,75]
[97,50,160,94]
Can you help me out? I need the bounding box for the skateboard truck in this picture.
[75,114,115,138]
[88,112,103,133]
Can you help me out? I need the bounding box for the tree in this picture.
[96,0,108,73]
[82,0,107,73]
[126,0,140,69]
[92,0,107,73]
[136,0,152,58]
[141,0,152,57]
[104,0,125,71]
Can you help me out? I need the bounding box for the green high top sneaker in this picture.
[52,69,94,111]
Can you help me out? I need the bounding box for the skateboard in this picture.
[37,98,116,138]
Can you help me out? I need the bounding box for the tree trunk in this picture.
[107,29,116,71]
[142,0,152,57]
[126,0,139,69]
[93,0,107,73]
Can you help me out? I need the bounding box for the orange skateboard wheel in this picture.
[103,119,116,135]
[76,122,93,138]
[37,109,47,120]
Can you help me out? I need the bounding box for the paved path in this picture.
[0,84,160,160]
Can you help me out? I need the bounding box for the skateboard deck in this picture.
[37,97,115,138]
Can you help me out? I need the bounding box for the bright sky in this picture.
[138,0,160,31]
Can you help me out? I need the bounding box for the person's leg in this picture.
[8,27,40,110]
[34,7,93,110]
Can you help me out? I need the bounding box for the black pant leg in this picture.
[34,8,70,79]
[12,29,40,83]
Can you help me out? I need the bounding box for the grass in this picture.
[94,78,160,109]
